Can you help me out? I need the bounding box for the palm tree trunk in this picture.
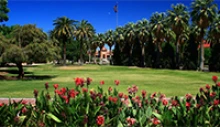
[141,42,145,67]
[99,47,102,65]
[175,35,179,69]
[16,63,24,79]
[129,44,134,66]
[80,42,83,65]
[156,42,162,68]
[63,41,66,66]
[109,46,112,65]
[199,29,205,71]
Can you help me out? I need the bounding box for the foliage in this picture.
[209,43,220,72]
[0,76,219,126]
[0,0,9,23]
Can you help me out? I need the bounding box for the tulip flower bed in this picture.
[0,76,219,127]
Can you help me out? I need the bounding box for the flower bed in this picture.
[0,76,219,126]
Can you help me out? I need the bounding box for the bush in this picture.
[0,77,219,126]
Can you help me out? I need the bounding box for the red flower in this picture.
[74,77,84,87]
[62,95,69,103]
[162,99,168,106]
[21,100,27,105]
[213,99,219,106]
[82,88,88,93]
[33,89,38,97]
[0,103,4,107]
[22,107,28,114]
[205,84,210,90]
[100,80,105,85]
[210,92,216,97]
[53,84,59,89]
[69,89,77,98]
[186,102,191,108]
[171,100,178,107]
[152,118,160,125]
[45,82,49,89]
[212,75,218,83]
[123,94,128,100]
[114,80,120,86]
[96,115,105,126]
[86,77,92,85]
[151,92,157,98]
[108,87,112,92]
[126,117,136,126]
[118,92,124,98]
[141,90,147,98]
[61,87,66,94]
[185,93,192,100]
[199,87,204,92]
[217,82,220,87]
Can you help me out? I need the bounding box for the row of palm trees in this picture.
[50,0,220,70]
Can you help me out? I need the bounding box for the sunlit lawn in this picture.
[0,64,219,98]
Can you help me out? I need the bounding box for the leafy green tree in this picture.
[52,16,77,65]
[74,20,95,65]
[167,4,190,68]
[0,0,9,23]
[92,33,105,64]
[0,24,57,78]
[190,0,218,70]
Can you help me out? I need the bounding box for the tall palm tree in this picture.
[208,14,220,44]
[135,18,151,67]
[150,12,167,67]
[92,33,105,64]
[52,16,77,66]
[74,20,95,65]
[190,0,218,70]
[105,30,114,65]
[167,4,190,68]
[124,22,136,66]
[114,26,125,52]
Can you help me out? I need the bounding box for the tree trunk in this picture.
[199,29,205,71]
[109,46,112,65]
[141,43,145,67]
[88,48,91,64]
[175,35,180,69]
[80,42,83,65]
[63,41,66,66]
[16,63,24,79]
[129,44,134,66]
[99,47,102,65]
[156,42,162,68]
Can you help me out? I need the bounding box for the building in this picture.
[94,47,113,60]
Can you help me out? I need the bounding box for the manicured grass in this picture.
[0,64,219,98]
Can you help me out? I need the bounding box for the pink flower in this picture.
[22,107,28,114]
[118,92,124,98]
[210,92,216,97]
[152,118,160,125]
[126,117,136,126]
[0,103,4,107]
[212,76,218,83]
[114,80,120,86]
[108,87,112,92]
[82,88,88,93]
[100,80,105,85]
[186,102,191,109]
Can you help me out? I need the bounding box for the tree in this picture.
[92,33,105,64]
[52,16,77,66]
[105,30,114,65]
[150,12,167,68]
[0,0,9,23]
[124,22,136,66]
[135,18,150,67]
[0,24,57,79]
[208,14,220,71]
[167,4,190,68]
[190,0,218,71]
[74,20,95,65]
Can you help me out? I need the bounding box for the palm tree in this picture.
[74,20,95,65]
[92,33,105,64]
[190,0,218,70]
[114,26,125,52]
[167,4,190,68]
[105,30,114,65]
[135,18,150,67]
[52,16,77,66]
[150,12,167,67]
[124,22,136,66]
[208,14,220,44]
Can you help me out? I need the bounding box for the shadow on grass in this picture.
[0,69,56,81]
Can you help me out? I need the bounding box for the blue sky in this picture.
[4,0,220,34]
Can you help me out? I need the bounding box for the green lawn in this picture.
[0,64,219,98]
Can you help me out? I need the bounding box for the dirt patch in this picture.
[0,72,8,75]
